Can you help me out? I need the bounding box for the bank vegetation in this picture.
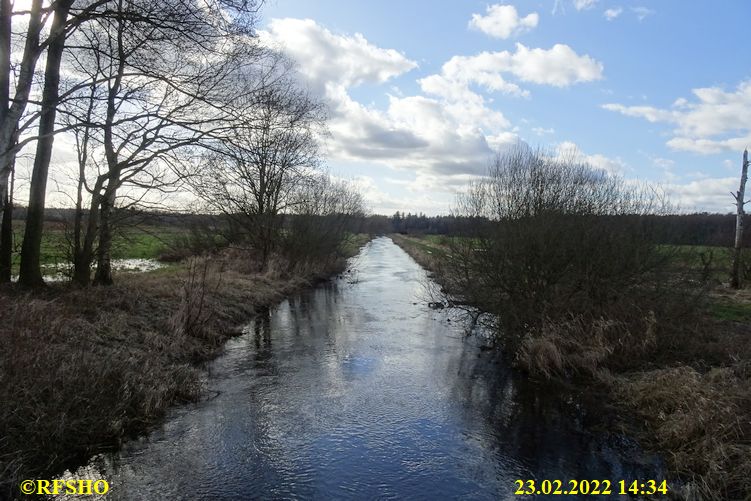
[394,146,751,501]
[0,0,371,496]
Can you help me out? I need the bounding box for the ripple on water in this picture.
[59,237,665,500]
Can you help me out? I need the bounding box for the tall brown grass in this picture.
[393,230,751,500]
[0,237,370,498]
[616,364,751,500]
[0,288,205,497]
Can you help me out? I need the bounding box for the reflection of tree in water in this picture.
[248,284,344,378]
[287,283,342,343]
[253,307,272,361]
[449,346,664,484]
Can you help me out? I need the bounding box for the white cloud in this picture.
[469,4,539,39]
[652,157,675,169]
[532,127,555,136]
[261,18,513,193]
[486,131,522,151]
[260,18,603,213]
[665,177,738,213]
[632,6,655,21]
[603,81,751,154]
[349,175,452,215]
[554,141,627,175]
[507,43,604,87]
[420,59,528,101]
[604,7,623,20]
[259,18,417,95]
[420,43,603,104]
[573,0,598,11]
[602,103,675,122]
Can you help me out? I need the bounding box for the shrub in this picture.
[441,145,705,365]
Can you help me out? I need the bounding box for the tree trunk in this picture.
[73,181,104,286]
[0,195,12,283]
[71,89,98,286]
[73,212,100,286]
[92,1,126,287]
[18,0,74,287]
[93,189,115,286]
[74,176,105,286]
[731,149,749,289]
[0,0,43,223]
[0,164,13,282]
[0,0,11,283]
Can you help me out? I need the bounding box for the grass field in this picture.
[393,233,751,322]
[7,221,189,274]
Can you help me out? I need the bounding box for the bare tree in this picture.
[284,173,365,270]
[443,146,675,347]
[18,0,76,286]
[731,149,749,289]
[5,0,262,286]
[0,0,45,218]
[23,0,265,285]
[0,0,11,282]
[0,0,111,221]
[192,79,325,270]
[0,159,13,282]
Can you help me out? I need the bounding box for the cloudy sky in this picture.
[255,0,751,215]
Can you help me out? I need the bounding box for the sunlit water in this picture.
[67,237,663,500]
[12,258,165,283]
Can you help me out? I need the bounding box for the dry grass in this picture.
[514,316,622,378]
[516,312,751,500]
[0,241,367,498]
[616,364,751,500]
[393,232,751,500]
[0,287,207,496]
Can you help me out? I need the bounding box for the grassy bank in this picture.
[391,234,751,500]
[0,234,371,497]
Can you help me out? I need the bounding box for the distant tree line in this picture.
[15,206,749,250]
[368,210,749,248]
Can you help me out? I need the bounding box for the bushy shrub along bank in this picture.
[392,146,751,500]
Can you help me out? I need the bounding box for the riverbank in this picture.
[391,233,751,500]
[0,235,371,497]
[47,236,666,499]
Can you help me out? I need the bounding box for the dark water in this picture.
[72,237,663,500]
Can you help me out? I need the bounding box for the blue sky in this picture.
[257,0,751,215]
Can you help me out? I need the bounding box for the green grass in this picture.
[708,300,751,322]
[395,234,448,257]
[8,222,189,274]
[339,233,372,256]
[419,234,448,245]
[397,237,739,272]
[110,226,188,260]
[396,236,750,287]
[658,244,734,270]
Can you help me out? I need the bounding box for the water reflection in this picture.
[66,237,664,500]
[251,308,272,361]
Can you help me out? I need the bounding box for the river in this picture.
[69,237,663,500]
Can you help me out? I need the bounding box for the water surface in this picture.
[74,237,662,500]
